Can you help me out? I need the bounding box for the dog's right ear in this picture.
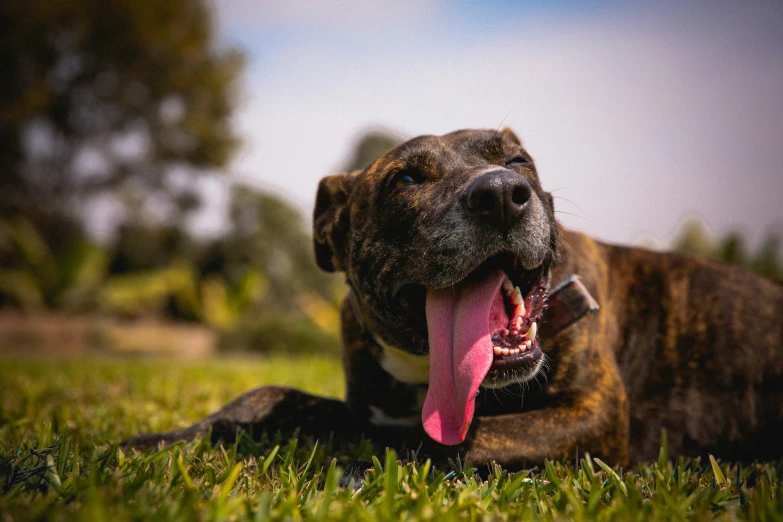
[313,173,356,272]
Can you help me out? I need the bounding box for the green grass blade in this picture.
[709,455,726,485]
[218,462,243,504]
[261,445,280,475]
[594,457,628,497]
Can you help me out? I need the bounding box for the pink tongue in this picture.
[422,269,507,445]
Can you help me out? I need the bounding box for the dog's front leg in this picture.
[461,356,630,468]
[464,388,630,468]
[123,386,362,450]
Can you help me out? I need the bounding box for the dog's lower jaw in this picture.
[481,353,547,389]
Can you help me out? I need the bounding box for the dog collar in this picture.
[376,337,431,384]
[538,274,600,340]
[373,274,600,384]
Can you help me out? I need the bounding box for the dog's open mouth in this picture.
[484,256,547,366]
[450,253,548,367]
[419,252,549,446]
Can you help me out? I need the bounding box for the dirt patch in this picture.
[0,311,216,359]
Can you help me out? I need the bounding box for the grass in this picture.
[1,355,781,521]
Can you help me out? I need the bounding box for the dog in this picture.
[126,128,783,469]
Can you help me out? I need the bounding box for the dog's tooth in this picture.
[528,322,537,341]
[515,316,523,329]
[521,321,537,340]
[510,287,523,305]
[510,348,518,355]
[502,277,513,292]
[524,340,533,350]
[493,346,502,355]
[501,348,510,356]
[519,300,526,317]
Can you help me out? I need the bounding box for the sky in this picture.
[198,0,783,252]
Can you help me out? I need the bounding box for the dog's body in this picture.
[127,129,783,467]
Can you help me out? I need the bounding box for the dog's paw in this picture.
[338,459,374,489]
[122,424,207,451]
[121,431,180,451]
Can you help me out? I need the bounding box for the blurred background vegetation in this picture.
[0,0,779,359]
[670,220,782,281]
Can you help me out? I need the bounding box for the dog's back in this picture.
[567,231,783,461]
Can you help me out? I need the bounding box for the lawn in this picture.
[1,355,781,521]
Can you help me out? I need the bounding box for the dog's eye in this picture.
[505,155,529,166]
[391,169,422,189]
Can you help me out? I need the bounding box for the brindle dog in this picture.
[126,128,783,469]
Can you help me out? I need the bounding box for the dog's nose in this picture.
[464,169,532,231]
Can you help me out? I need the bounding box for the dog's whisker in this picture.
[495,105,519,133]
[552,196,594,220]
[555,211,590,220]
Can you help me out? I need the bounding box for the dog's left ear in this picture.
[313,173,356,272]
[500,127,522,145]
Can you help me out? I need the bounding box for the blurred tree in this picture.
[215,184,341,309]
[0,218,107,310]
[716,232,747,266]
[0,0,243,233]
[672,220,713,258]
[99,185,344,325]
[109,222,196,274]
[672,219,782,281]
[342,131,401,172]
[750,232,782,280]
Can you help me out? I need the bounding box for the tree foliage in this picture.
[342,131,401,172]
[217,184,340,308]
[672,219,782,280]
[0,0,243,226]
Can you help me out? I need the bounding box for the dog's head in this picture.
[314,128,557,444]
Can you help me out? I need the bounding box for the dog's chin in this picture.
[482,348,546,389]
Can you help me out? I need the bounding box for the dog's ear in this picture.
[500,127,522,145]
[313,173,356,272]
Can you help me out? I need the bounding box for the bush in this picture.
[218,312,341,355]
